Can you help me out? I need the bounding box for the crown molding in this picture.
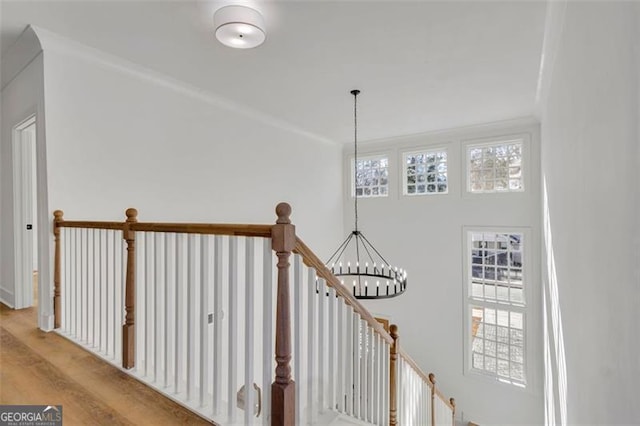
[5,25,338,146]
[349,116,539,152]
[1,25,42,90]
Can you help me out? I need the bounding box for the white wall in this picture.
[0,50,46,311]
[540,1,640,424]
[344,119,543,425]
[38,30,344,259]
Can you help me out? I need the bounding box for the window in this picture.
[466,230,527,387]
[403,149,448,195]
[467,140,523,193]
[353,155,389,197]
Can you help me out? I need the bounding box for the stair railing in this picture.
[53,202,455,426]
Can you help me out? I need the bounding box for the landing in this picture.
[0,303,212,425]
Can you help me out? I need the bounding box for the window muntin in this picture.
[471,306,525,386]
[353,155,389,198]
[467,230,527,387]
[470,232,524,306]
[403,149,448,195]
[468,141,523,193]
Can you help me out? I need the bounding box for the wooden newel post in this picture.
[450,397,456,426]
[53,210,63,329]
[122,208,138,369]
[271,202,296,426]
[389,324,399,426]
[428,373,436,426]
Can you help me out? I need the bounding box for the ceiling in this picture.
[0,0,547,144]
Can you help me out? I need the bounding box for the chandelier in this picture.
[326,90,407,299]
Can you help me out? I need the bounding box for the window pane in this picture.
[468,141,524,193]
[469,232,525,306]
[470,305,527,386]
[354,155,389,198]
[404,149,448,196]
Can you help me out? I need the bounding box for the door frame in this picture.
[12,114,37,310]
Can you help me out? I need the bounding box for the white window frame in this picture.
[463,226,534,390]
[350,153,390,198]
[401,147,449,196]
[463,134,530,195]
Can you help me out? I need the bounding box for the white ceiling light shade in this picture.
[214,5,266,49]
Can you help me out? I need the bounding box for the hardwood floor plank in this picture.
[0,304,213,425]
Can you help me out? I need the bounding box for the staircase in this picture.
[51,203,456,425]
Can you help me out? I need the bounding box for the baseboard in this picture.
[0,287,15,308]
[39,313,54,331]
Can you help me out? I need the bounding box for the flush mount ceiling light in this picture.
[214,5,266,49]
[326,90,408,300]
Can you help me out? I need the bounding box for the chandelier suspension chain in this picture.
[352,89,360,233]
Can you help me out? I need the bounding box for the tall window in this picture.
[353,155,389,198]
[402,149,448,195]
[466,230,527,387]
[467,140,523,193]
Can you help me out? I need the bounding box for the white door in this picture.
[12,116,37,309]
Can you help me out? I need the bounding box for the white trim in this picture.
[0,288,15,308]
[12,115,37,310]
[354,116,538,147]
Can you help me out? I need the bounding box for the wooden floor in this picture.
[0,277,212,425]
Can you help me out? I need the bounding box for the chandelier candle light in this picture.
[325,90,407,299]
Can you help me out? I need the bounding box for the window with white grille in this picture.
[353,155,389,197]
[467,141,523,193]
[403,149,448,195]
[466,230,527,387]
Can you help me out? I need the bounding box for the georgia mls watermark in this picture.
[0,405,62,426]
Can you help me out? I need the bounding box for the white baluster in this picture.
[244,237,255,426]
[293,255,302,425]
[155,232,163,383]
[317,277,326,414]
[336,296,345,412]
[261,238,273,425]
[175,233,184,394]
[187,234,197,401]
[164,233,173,389]
[228,237,238,420]
[200,235,210,408]
[327,286,337,411]
[212,235,223,415]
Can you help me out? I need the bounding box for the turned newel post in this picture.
[389,324,399,426]
[122,208,138,369]
[271,202,296,426]
[429,373,436,426]
[450,397,456,426]
[53,210,63,329]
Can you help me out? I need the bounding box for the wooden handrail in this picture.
[130,222,272,237]
[293,237,393,345]
[57,220,272,237]
[56,220,124,230]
